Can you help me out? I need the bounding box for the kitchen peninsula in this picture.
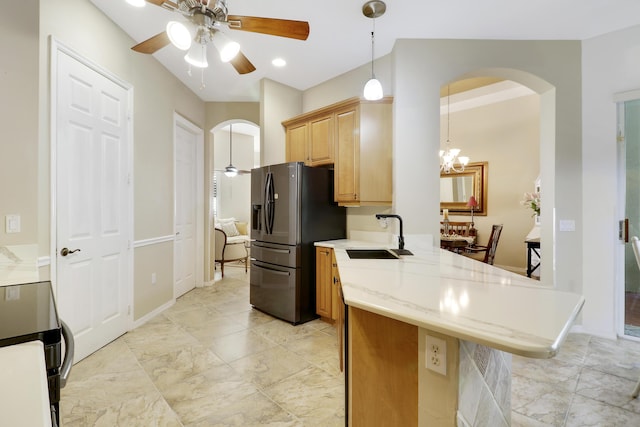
[315,240,585,427]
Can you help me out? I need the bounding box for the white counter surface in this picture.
[316,239,585,358]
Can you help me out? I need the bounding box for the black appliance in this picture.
[0,281,74,427]
[250,162,346,324]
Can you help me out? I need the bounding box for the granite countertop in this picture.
[315,239,585,358]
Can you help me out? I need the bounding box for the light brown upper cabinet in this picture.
[283,97,393,207]
[285,122,307,163]
[283,111,334,166]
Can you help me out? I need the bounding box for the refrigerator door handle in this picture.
[252,262,291,276]
[265,172,275,234]
[254,245,290,254]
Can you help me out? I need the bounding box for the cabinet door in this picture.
[359,102,393,205]
[334,106,359,203]
[331,250,340,321]
[286,122,307,163]
[316,247,333,318]
[308,114,334,166]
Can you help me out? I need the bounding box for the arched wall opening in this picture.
[440,68,555,284]
[451,68,556,284]
[206,119,259,281]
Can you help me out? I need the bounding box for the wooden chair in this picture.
[440,221,472,236]
[630,236,640,398]
[465,224,503,265]
[214,228,248,277]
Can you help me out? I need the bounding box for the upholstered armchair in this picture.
[214,220,249,277]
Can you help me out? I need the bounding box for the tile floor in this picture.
[60,266,640,426]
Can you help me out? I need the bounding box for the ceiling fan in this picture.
[131,0,310,74]
[216,124,251,177]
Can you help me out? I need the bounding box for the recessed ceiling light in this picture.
[126,0,146,7]
[272,58,286,67]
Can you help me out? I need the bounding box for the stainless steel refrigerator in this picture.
[250,162,346,324]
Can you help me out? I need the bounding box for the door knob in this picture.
[60,247,81,257]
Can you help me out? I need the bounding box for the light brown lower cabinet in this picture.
[316,246,345,372]
[347,306,418,426]
[315,246,341,321]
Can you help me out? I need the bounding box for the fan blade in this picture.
[226,16,309,41]
[132,31,171,54]
[145,0,178,8]
[230,51,256,74]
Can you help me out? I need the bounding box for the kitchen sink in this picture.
[346,249,399,259]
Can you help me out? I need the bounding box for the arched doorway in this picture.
[208,120,260,280]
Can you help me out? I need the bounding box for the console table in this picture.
[525,237,541,277]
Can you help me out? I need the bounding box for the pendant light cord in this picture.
[446,84,451,144]
[229,123,233,165]
[370,15,376,78]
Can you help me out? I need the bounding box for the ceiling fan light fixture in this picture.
[185,43,209,68]
[125,0,146,7]
[166,21,192,51]
[224,165,238,177]
[212,31,240,63]
[272,58,286,67]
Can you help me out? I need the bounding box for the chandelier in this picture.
[440,84,469,173]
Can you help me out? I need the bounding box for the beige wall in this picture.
[0,0,39,247]
[445,93,540,270]
[303,55,393,113]
[133,241,174,317]
[260,79,303,166]
[38,0,205,320]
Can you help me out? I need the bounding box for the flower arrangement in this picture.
[521,192,541,216]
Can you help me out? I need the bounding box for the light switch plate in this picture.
[5,215,20,233]
[559,220,575,232]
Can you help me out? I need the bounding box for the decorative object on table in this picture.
[442,208,450,235]
[440,84,469,173]
[521,192,541,217]
[467,196,478,237]
[362,1,385,101]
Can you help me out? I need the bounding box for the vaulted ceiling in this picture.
[90,0,640,102]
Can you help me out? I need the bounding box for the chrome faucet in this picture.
[375,214,413,256]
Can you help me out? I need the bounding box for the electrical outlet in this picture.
[426,335,447,376]
[151,273,157,285]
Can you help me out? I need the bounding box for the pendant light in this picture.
[362,1,385,101]
[224,124,238,177]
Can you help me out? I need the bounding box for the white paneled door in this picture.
[54,44,132,362]
[174,114,204,298]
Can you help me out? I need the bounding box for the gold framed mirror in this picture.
[440,161,488,215]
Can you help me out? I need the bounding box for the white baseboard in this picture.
[132,299,175,329]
